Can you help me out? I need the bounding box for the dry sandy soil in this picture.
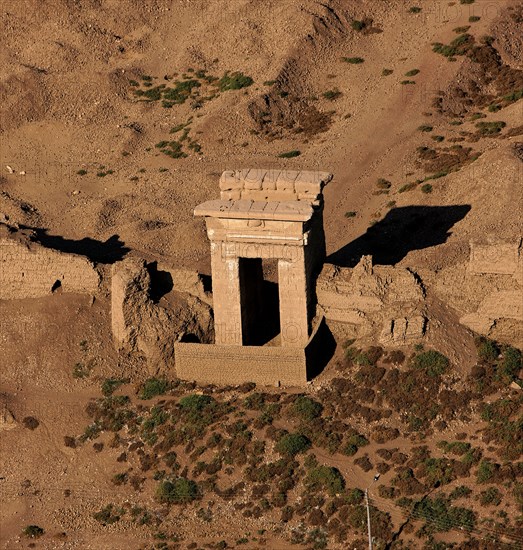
[1,0,522,548]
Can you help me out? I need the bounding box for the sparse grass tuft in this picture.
[23,525,44,538]
[475,121,506,136]
[322,89,342,101]
[278,150,301,158]
[218,72,253,92]
[342,57,364,64]
[377,178,391,189]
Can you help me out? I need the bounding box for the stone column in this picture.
[278,248,309,347]
[210,241,243,345]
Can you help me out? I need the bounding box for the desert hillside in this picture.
[1,0,522,548]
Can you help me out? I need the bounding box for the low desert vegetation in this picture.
[22,525,44,538]
[342,57,364,64]
[277,150,301,158]
[72,337,522,547]
[322,89,342,101]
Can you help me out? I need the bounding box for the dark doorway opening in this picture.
[147,262,174,302]
[239,258,280,346]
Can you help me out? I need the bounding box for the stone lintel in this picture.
[195,200,314,222]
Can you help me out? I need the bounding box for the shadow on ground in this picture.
[328,205,471,267]
[25,227,130,264]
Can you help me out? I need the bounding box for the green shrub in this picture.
[449,485,472,500]
[399,182,417,193]
[479,487,502,506]
[476,460,496,483]
[156,477,200,504]
[432,34,474,58]
[421,184,433,193]
[377,178,391,189]
[474,336,499,363]
[72,362,92,379]
[405,69,420,77]
[401,80,416,85]
[460,0,474,4]
[275,433,311,456]
[291,396,323,421]
[418,125,433,132]
[382,68,394,76]
[345,488,364,505]
[278,150,301,158]
[469,16,480,22]
[499,346,522,380]
[322,89,342,101]
[453,26,471,34]
[101,378,128,397]
[351,20,366,31]
[77,169,87,176]
[306,465,345,496]
[22,525,44,538]
[475,121,506,135]
[93,504,124,525]
[344,211,357,218]
[412,350,449,377]
[412,497,475,532]
[218,72,253,91]
[409,6,422,13]
[139,378,169,400]
[342,57,365,64]
[432,135,445,142]
[179,394,213,412]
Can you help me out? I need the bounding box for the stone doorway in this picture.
[239,258,280,346]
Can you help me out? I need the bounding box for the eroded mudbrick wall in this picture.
[0,236,99,299]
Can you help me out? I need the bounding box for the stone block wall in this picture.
[174,341,308,386]
[0,234,99,300]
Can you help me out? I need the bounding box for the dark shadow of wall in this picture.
[328,205,471,267]
[24,227,130,264]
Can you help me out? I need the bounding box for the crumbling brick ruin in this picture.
[0,222,99,299]
[111,257,213,371]
[316,255,427,345]
[175,168,332,386]
[1,174,521,387]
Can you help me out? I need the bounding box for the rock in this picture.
[0,405,16,430]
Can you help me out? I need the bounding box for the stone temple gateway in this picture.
[174,168,332,386]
